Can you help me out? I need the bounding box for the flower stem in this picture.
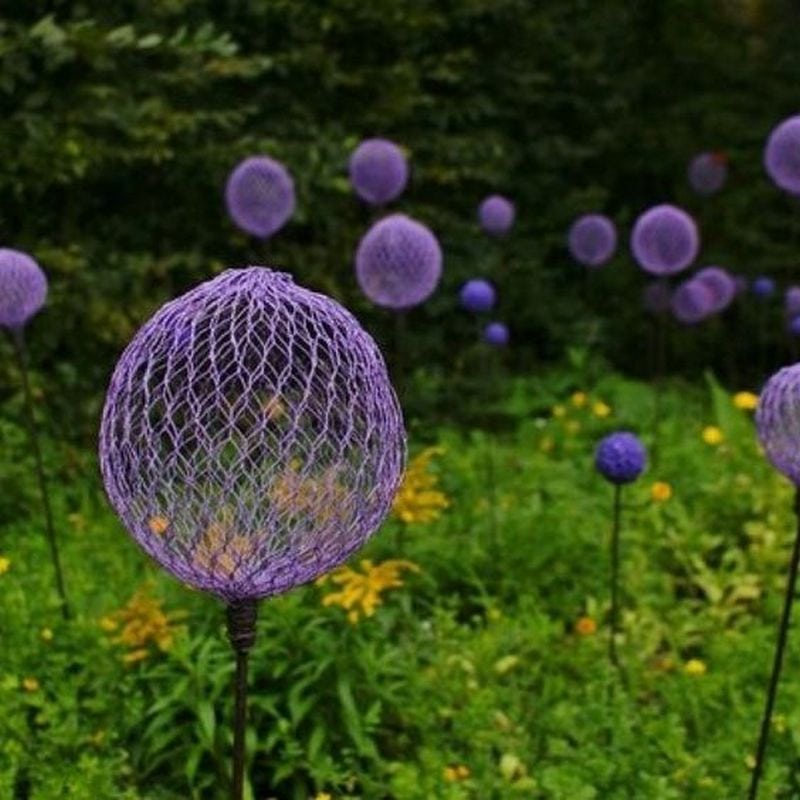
[609,484,622,670]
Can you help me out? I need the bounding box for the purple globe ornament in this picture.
[349,138,409,206]
[478,195,515,236]
[630,204,699,276]
[752,276,776,299]
[225,156,296,239]
[694,266,736,313]
[99,267,405,795]
[789,316,800,337]
[460,279,496,313]
[355,214,442,310]
[764,115,800,195]
[483,321,509,347]
[671,278,714,325]
[0,249,47,331]
[786,286,800,318]
[568,214,617,267]
[687,152,728,196]
[595,432,646,485]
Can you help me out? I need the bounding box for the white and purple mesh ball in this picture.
[687,152,728,196]
[764,115,800,195]
[478,195,515,236]
[349,138,409,206]
[671,278,714,325]
[225,156,296,239]
[0,249,48,330]
[630,204,699,276]
[567,214,617,268]
[483,321,509,347]
[757,364,800,483]
[355,214,442,310]
[694,267,736,313]
[459,279,496,313]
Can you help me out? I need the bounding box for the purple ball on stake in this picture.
[483,321,509,347]
[687,151,728,196]
[99,267,406,797]
[478,195,515,237]
[349,138,409,206]
[785,286,800,319]
[752,276,776,299]
[567,214,618,268]
[764,115,800,195]
[460,279,496,313]
[671,278,714,325]
[631,204,700,276]
[694,266,736,314]
[225,156,296,239]
[789,316,800,337]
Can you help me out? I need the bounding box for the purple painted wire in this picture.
[757,363,800,483]
[355,214,442,310]
[671,278,714,325]
[764,115,800,195]
[483,321,509,347]
[0,249,48,331]
[225,156,296,239]
[567,214,617,267]
[595,432,646,485]
[642,281,673,315]
[478,195,515,236]
[99,267,406,602]
[630,204,700,276]
[349,138,409,206]
[460,279,496,313]
[687,152,728,196]
[694,267,736,313]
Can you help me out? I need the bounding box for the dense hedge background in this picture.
[2,0,800,440]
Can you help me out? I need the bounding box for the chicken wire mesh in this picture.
[225,156,296,239]
[349,138,409,206]
[567,214,617,268]
[757,364,800,484]
[631,204,699,276]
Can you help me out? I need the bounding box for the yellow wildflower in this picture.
[575,616,597,636]
[745,754,756,770]
[192,511,257,580]
[320,559,419,622]
[539,436,555,453]
[592,401,612,418]
[684,658,707,676]
[702,426,724,446]
[392,447,449,524]
[0,556,10,575]
[40,628,53,642]
[565,420,581,435]
[551,404,566,418]
[123,648,150,665]
[571,391,588,408]
[734,391,759,411]
[443,765,470,782]
[651,481,673,503]
[22,677,39,693]
[314,794,332,800]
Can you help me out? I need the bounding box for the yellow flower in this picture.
[0,556,9,575]
[551,404,566,418]
[539,436,555,453]
[571,391,587,408]
[684,658,707,676]
[320,559,419,623]
[392,447,449,524]
[314,794,332,800]
[651,481,673,503]
[444,765,470,782]
[40,628,53,642]
[22,677,39,692]
[592,401,611,418]
[702,426,724,446]
[575,616,597,636]
[565,420,581,435]
[734,391,759,411]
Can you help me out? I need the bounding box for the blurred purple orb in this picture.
[595,432,646,485]
[786,286,800,317]
[349,138,409,206]
[567,214,617,267]
[764,115,800,194]
[483,321,509,347]
[630,204,699,276]
[671,278,714,325]
[355,214,442,310]
[478,195,515,236]
[752,276,776,298]
[225,156,296,239]
[642,281,673,315]
[460,279,496,313]
[687,152,728,196]
[695,266,736,313]
[789,315,800,337]
[757,363,800,483]
[0,249,48,330]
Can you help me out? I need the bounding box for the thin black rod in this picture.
[609,484,622,670]
[11,330,69,620]
[747,488,800,800]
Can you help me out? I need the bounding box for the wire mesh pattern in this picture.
[0,249,47,330]
[671,279,713,325]
[595,432,646,485]
[355,214,442,310]
[764,115,800,195]
[349,138,409,206]
[460,279,496,313]
[225,156,296,239]
[478,195,515,236]
[695,267,735,313]
[631,204,699,276]
[567,214,617,267]
[687,152,727,196]
[757,364,800,484]
[99,268,406,601]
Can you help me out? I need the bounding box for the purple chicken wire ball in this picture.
[355,214,442,310]
[568,214,617,268]
[595,432,646,485]
[460,279,496,313]
[349,138,409,206]
[687,152,728,196]
[752,276,776,299]
[99,267,406,602]
[0,249,48,331]
[694,267,736,313]
[786,286,800,318]
[756,364,800,483]
[483,321,509,347]
[630,204,700,276]
[225,156,296,239]
[478,195,515,236]
[671,278,714,325]
[642,281,673,315]
[764,115,800,195]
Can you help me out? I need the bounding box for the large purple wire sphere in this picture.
[764,115,800,195]
[687,152,728,196]
[99,268,406,601]
[630,204,699,276]
[672,278,714,325]
[355,214,442,310]
[567,214,617,267]
[595,432,646,485]
[349,138,409,206]
[0,249,47,330]
[483,321,509,347]
[460,279,496,313]
[225,156,296,239]
[756,364,800,484]
[478,195,515,236]
[695,267,736,313]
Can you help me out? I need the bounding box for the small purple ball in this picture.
[687,152,728,196]
[789,315,800,337]
[225,156,296,239]
[630,204,700,276]
[355,214,442,310]
[483,321,509,347]
[595,432,647,485]
[694,266,736,313]
[478,195,515,236]
[460,279,496,313]
[764,115,800,195]
[756,363,800,483]
[671,278,714,325]
[567,214,618,268]
[349,138,409,206]
[752,276,776,298]
[0,249,48,330]
[642,281,673,315]
[786,286,800,318]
